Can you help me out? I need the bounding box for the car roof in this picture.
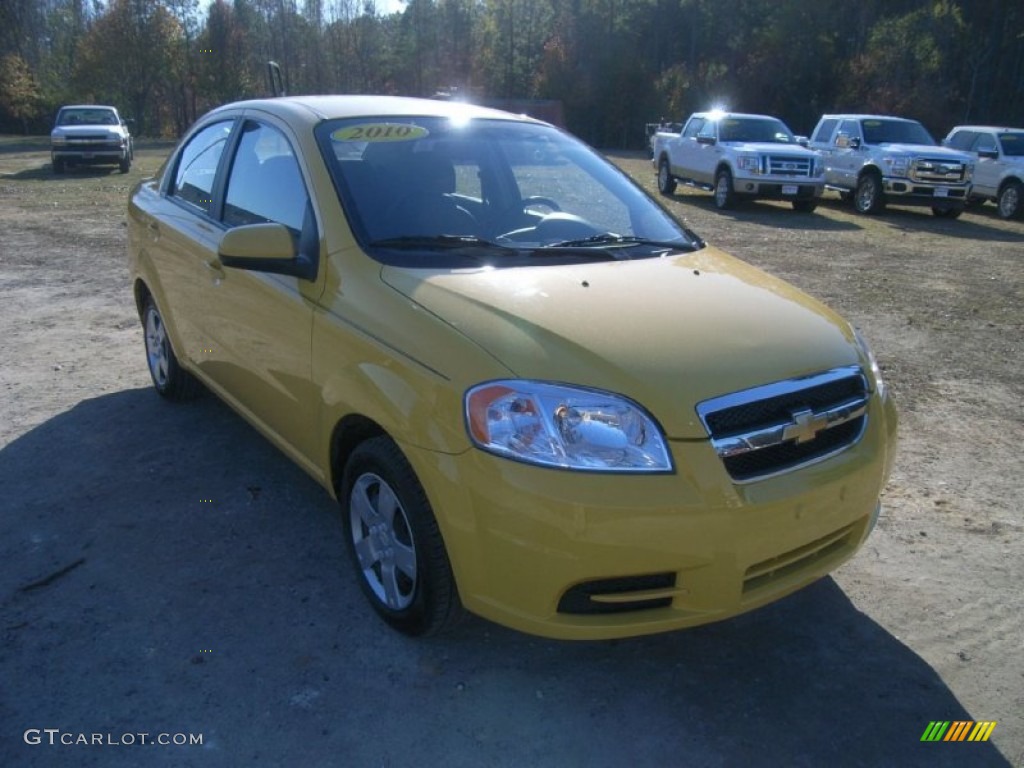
[820,114,921,123]
[58,104,119,111]
[200,95,544,129]
[692,111,782,121]
[948,125,1024,133]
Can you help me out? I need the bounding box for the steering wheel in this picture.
[521,196,561,213]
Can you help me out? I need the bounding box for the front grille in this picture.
[697,366,869,483]
[910,158,966,183]
[558,572,676,615]
[766,155,813,177]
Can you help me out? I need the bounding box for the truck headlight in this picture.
[885,155,910,177]
[735,156,760,174]
[51,135,67,145]
[465,381,673,472]
[854,329,886,399]
[812,157,823,176]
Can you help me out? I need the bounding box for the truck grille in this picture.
[696,366,869,483]
[910,158,966,183]
[766,155,813,177]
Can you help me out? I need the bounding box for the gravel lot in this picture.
[1,140,1021,767]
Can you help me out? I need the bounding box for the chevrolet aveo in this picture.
[128,96,897,639]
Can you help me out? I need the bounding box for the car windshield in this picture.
[316,116,698,266]
[861,119,935,145]
[57,108,119,126]
[717,117,795,143]
[998,132,1024,156]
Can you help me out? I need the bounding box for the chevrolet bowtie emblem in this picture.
[783,407,829,444]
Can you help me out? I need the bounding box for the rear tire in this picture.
[341,436,461,636]
[854,172,885,214]
[997,180,1023,219]
[714,168,736,210]
[142,297,199,400]
[657,157,676,195]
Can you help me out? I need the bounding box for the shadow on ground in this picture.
[0,389,1010,767]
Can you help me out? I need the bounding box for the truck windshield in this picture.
[862,120,935,146]
[316,116,699,266]
[57,108,119,126]
[717,118,795,143]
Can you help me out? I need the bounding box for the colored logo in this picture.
[921,721,997,742]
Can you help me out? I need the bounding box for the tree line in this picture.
[1,0,1022,147]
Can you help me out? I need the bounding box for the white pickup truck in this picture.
[943,125,1024,219]
[652,111,824,212]
[808,114,973,218]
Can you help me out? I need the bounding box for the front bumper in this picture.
[880,178,970,207]
[404,391,897,640]
[52,147,127,165]
[733,179,823,200]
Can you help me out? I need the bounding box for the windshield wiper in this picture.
[545,234,698,251]
[369,234,509,250]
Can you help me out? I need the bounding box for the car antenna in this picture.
[267,61,286,97]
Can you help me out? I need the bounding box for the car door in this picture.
[150,119,236,360]
[692,118,720,184]
[194,117,322,465]
[671,116,703,179]
[830,118,863,188]
[970,132,1001,197]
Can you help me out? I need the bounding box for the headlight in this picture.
[812,157,824,176]
[735,156,761,173]
[51,135,67,145]
[465,380,673,472]
[885,155,910,177]
[854,329,886,398]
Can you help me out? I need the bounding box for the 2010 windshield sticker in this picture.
[331,123,429,142]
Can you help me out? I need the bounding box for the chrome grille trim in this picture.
[696,365,869,483]
[766,155,813,177]
[910,158,966,183]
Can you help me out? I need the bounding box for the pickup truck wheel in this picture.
[341,436,460,636]
[932,206,962,219]
[854,172,885,214]
[714,169,736,210]
[119,157,131,174]
[142,297,199,400]
[997,181,1022,219]
[657,158,677,195]
[792,199,817,213]
[53,158,65,174]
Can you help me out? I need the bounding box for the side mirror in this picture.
[219,222,315,280]
[977,148,999,160]
[795,135,809,147]
[696,134,716,145]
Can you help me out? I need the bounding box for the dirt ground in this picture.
[1,140,1021,767]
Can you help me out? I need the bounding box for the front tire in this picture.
[792,199,818,213]
[854,172,885,214]
[932,206,962,219]
[714,168,736,210]
[53,158,65,174]
[119,156,131,174]
[341,436,460,636]
[142,297,199,400]
[657,157,676,195]
[997,180,1023,219]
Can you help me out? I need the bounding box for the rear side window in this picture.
[945,130,977,150]
[812,118,838,144]
[223,121,309,233]
[172,120,233,215]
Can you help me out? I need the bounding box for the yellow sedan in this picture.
[128,96,897,639]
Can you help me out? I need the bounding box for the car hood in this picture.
[381,247,863,439]
[52,125,127,138]
[874,143,971,161]
[726,142,817,156]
